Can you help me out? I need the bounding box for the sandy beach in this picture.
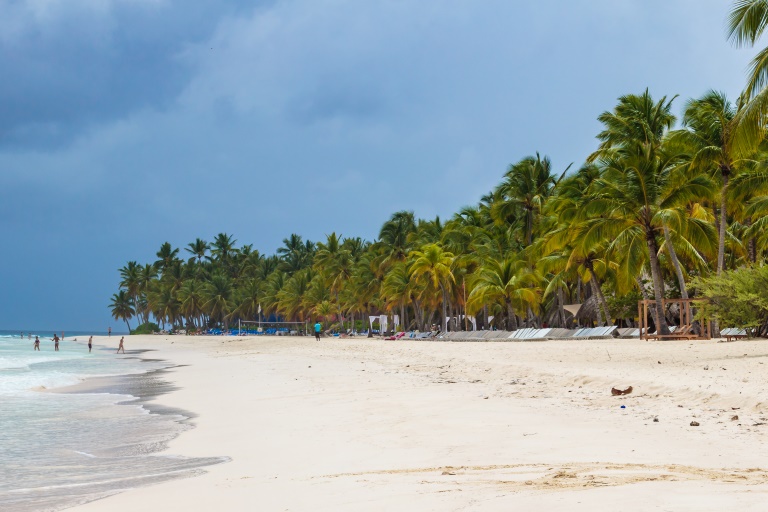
[68,334,768,511]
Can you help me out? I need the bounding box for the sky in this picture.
[0,0,757,331]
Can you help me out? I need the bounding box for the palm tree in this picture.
[109,290,135,332]
[468,257,541,330]
[378,211,416,266]
[186,238,210,263]
[155,242,180,273]
[585,90,681,334]
[409,244,455,333]
[203,274,234,328]
[673,91,755,274]
[492,153,567,246]
[119,261,141,309]
[726,0,768,152]
[178,279,205,327]
[210,233,237,269]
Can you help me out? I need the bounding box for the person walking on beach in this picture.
[53,334,60,351]
[88,336,93,353]
[117,336,125,354]
[34,336,40,351]
[314,320,322,341]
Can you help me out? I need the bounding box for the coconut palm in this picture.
[186,238,210,263]
[409,244,455,333]
[378,211,416,266]
[155,242,180,272]
[468,257,541,330]
[109,290,135,332]
[672,91,755,274]
[726,0,768,151]
[492,153,567,246]
[585,91,681,334]
[203,274,234,328]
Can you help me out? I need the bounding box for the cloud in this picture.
[0,0,267,149]
[0,0,759,329]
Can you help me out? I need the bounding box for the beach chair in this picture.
[519,328,551,341]
[593,326,618,339]
[546,328,576,339]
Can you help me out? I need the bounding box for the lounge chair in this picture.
[518,328,552,341]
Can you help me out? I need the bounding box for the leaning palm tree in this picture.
[109,290,135,333]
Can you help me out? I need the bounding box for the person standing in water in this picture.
[53,334,60,351]
[108,327,112,337]
[34,336,40,351]
[117,337,125,354]
[88,336,93,353]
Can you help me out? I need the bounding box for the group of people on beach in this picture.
[30,333,125,354]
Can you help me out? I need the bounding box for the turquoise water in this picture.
[0,334,225,511]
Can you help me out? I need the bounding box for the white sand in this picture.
[70,334,768,511]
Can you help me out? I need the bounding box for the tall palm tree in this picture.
[378,211,416,266]
[673,91,755,274]
[109,290,135,332]
[203,274,234,328]
[210,233,237,267]
[586,90,681,334]
[178,279,205,327]
[186,238,210,263]
[492,153,567,246]
[409,244,455,333]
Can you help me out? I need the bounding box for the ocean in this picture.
[0,332,226,511]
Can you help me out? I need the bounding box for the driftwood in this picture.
[611,386,633,396]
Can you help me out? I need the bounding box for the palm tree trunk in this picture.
[663,225,688,299]
[646,232,670,335]
[483,304,489,329]
[557,286,567,327]
[506,300,516,330]
[717,170,730,276]
[125,319,132,333]
[746,216,757,263]
[589,277,605,327]
[440,286,448,333]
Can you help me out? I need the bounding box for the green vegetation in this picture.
[693,267,768,336]
[108,2,768,336]
[132,322,160,335]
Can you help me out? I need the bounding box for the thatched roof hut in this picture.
[574,295,601,323]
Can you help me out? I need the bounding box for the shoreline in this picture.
[69,334,768,511]
[1,339,226,511]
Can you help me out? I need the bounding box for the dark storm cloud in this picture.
[0,0,267,149]
[0,0,757,330]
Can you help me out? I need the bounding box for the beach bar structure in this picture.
[638,298,710,340]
